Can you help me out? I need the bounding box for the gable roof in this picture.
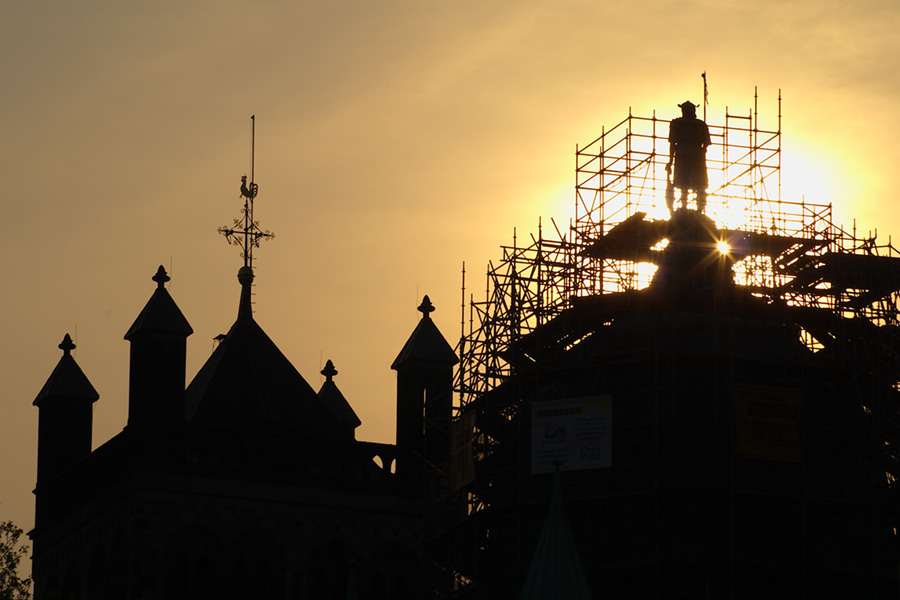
[185,316,345,436]
[185,271,345,437]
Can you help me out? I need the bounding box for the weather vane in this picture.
[218,115,274,269]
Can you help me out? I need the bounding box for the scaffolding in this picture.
[437,93,900,599]
[457,94,900,410]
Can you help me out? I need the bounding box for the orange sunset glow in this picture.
[3,0,900,544]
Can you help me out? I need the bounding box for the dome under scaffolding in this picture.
[430,94,900,599]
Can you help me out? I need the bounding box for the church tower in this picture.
[391,296,458,479]
[123,266,193,431]
[30,119,426,600]
[33,334,99,525]
[33,334,99,484]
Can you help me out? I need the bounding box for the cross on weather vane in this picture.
[218,115,275,270]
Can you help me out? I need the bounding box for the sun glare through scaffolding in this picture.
[456,91,900,411]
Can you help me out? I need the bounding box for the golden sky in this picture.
[3,0,899,531]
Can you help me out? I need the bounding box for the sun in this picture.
[780,144,839,207]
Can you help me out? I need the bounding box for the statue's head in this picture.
[678,101,697,117]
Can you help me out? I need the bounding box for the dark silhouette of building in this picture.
[32,97,900,600]
[30,260,456,599]
[434,99,900,599]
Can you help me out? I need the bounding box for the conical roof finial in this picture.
[418,295,435,319]
[321,359,338,383]
[35,333,99,406]
[392,295,458,369]
[59,334,76,356]
[124,266,193,340]
[152,265,170,289]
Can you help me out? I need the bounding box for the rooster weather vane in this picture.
[219,115,274,269]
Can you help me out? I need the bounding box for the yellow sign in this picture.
[734,384,801,462]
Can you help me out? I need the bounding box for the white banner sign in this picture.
[531,396,612,473]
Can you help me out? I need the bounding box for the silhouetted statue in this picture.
[666,101,710,213]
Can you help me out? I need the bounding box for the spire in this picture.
[392,296,457,478]
[125,266,193,340]
[519,467,592,600]
[185,118,350,436]
[34,334,99,407]
[391,296,458,370]
[219,116,274,319]
[124,266,192,431]
[345,558,359,600]
[184,312,345,436]
[33,334,99,487]
[317,359,362,438]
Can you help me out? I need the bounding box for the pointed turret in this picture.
[392,296,458,477]
[33,334,99,484]
[124,266,193,431]
[317,360,361,440]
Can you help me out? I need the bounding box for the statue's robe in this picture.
[669,116,711,192]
